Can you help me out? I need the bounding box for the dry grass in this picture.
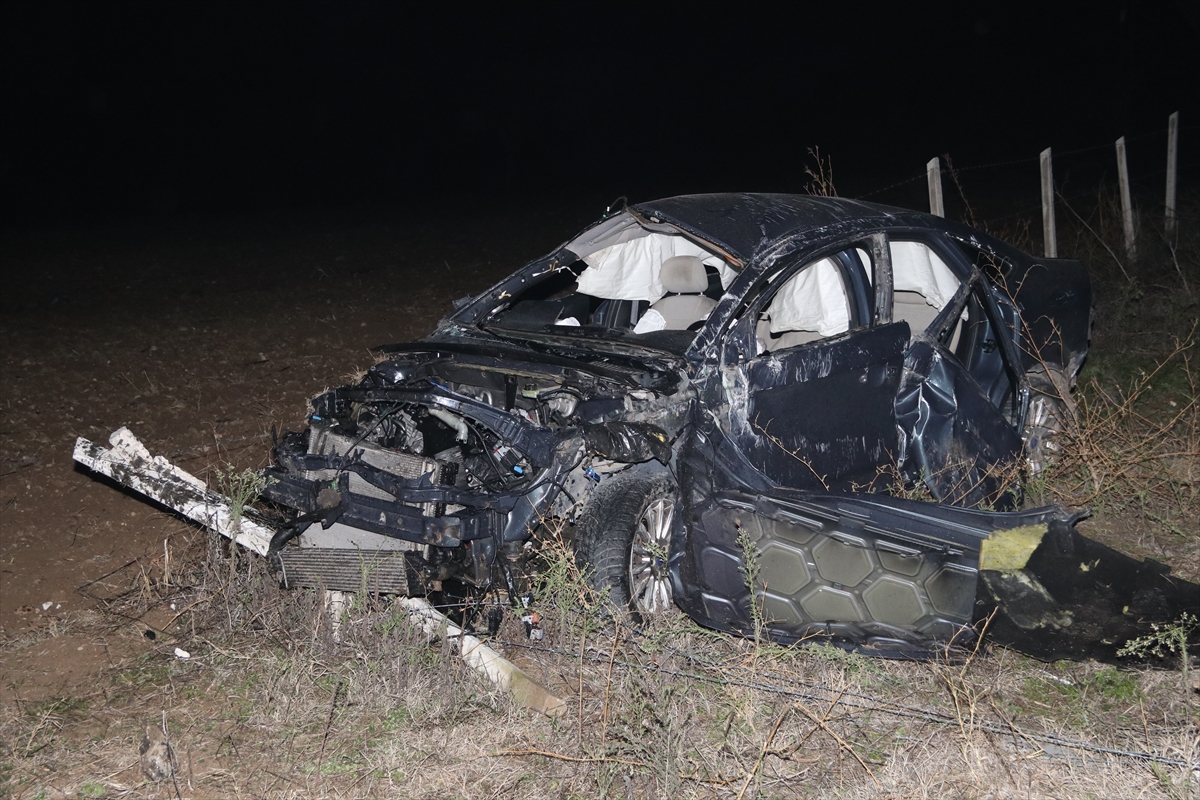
[1029,333,1198,516]
[3,513,1197,799]
[1007,190,1200,586]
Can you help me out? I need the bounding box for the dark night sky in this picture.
[2,1,1197,226]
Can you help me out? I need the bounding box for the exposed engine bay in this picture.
[260,345,686,601]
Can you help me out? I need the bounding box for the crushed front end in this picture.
[260,339,687,600]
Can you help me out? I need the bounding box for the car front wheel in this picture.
[576,473,677,619]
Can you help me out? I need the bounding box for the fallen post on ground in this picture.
[72,427,567,717]
[399,597,566,717]
[73,427,273,556]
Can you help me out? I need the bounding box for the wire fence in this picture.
[850,118,1196,241]
[494,636,1199,771]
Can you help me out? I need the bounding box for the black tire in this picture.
[575,473,677,618]
[1023,367,1076,476]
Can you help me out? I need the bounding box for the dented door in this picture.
[888,235,1027,508]
[896,337,1024,508]
[716,243,905,491]
[730,324,907,489]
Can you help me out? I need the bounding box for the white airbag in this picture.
[577,233,729,302]
[891,241,959,309]
[632,308,667,334]
[767,257,851,336]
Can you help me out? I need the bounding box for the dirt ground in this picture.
[0,204,597,702]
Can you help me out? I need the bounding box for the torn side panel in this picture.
[679,497,981,659]
[977,520,1200,662]
[675,482,1199,663]
[674,488,1065,660]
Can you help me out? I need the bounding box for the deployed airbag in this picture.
[891,240,960,310]
[578,232,729,302]
[767,256,852,336]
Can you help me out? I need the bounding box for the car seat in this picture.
[649,256,718,330]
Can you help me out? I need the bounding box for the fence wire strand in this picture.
[496,637,1199,771]
[852,120,1194,216]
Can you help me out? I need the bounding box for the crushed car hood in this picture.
[373,329,687,394]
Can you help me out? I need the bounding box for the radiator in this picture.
[277,546,418,594]
[305,427,440,508]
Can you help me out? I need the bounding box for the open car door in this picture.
[888,236,1028,508]
[673,236,1198,662]
[714,242,905,491]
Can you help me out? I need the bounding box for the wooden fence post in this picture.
[1166,111,1179,238]
[1040,147,1057,258]
[926,157,944,217]
[1115,136,1137,262]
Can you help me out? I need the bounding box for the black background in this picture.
[3,1,1197,227]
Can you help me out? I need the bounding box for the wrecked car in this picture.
[82,193,1198,663]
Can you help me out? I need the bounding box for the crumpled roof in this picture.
[633,193,903,262]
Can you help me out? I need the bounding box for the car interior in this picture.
[490,229,729,334]
[493,227,972,361]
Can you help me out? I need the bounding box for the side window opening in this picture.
[898,238,1023,424]
[890,240,965,345]
[486,259,596,330]
[750,247,872,354]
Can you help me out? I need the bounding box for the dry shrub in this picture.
[1035,334,1199,517]
[5,509,1197,799]
[1007,189,1200,587]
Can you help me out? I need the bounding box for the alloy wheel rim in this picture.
[629,497,674,614]
[1025,395,1064,475]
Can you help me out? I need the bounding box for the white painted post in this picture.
[926,157,944,217]
[324,590,351,642]
[1040,147,1057,258]
[1115,136,1137,262]
[1166,111,1179,237]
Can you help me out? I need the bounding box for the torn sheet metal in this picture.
[73,427,273,556]
[895,340,1024,508]
[676,484,1199,663]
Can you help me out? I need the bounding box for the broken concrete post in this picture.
[73,428,567,717]
[324,590,352,642]
[399,597,566,717]
[73,428,273,556]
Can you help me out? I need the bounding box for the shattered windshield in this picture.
[481,212,736,343]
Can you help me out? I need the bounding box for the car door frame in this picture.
[669,229,1030,658]
[883,229,1030,507]
[708,234,910,493]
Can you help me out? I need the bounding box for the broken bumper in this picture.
[261,469,507,548]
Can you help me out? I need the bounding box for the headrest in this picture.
[659,256,709,294]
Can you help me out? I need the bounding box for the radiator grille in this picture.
[278,547,416,594]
